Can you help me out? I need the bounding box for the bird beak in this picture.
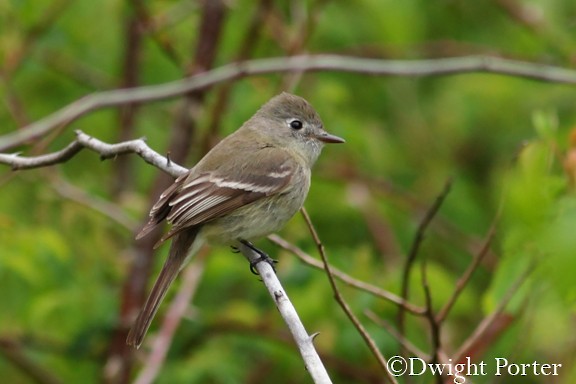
[316,131,345,144]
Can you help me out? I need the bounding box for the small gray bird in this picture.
[127,92,344,348]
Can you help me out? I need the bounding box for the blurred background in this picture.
[1,0,576,383]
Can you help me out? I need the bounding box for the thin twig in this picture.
[300,208,398,384]
[277,0,328,91]
[419,258,442,384]
[3,54,576,151]
[268,234,426,315]
[0,338,63,384]
[2,0,71,74]
[50,172,138,231]
[364,310,428,360]
[143,2,197,66]
[339,169,497,268]
[436,221,497,323]
[397,179,452,349]
[454,266,532,362]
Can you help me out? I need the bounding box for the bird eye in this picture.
[289,119,303,130]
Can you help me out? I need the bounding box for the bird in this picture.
[126,92,344,348]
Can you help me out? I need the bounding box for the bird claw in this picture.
[249,254,278,275]
[239,239,277,275]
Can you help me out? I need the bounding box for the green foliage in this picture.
[1,0,576,383]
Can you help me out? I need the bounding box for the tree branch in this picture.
[0,129,336,383]
[436,221,497,323]
[268,234,426,315]
[0,337,63,384]
[300,208,398,384]
[419,258,442,383]
[0,130,187,177]
[237,241,332,384]
[50,172,138,231]
[364,310,428,360]
[454,266,532,362]
[397,179,452,351]
[3,54,576,151]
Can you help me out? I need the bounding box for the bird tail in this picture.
[126,228,200,349]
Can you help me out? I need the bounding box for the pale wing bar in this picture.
[157,164,295,245]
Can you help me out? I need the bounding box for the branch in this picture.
[202,0,273,153]
[0,337,63,384]
[268,234,426,316]
[0,131,332,383]
[23,132,332,381]
[454,266,532,362]
[50,172,138,231]
[419,258,442,381]
[436,221,497,323]
[3,54,576,150]
[0,130,187,177]
[237,242,332,384]
[397,179,452,346]
[300,208,398,384]
[364,310,428,360]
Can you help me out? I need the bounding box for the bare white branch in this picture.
[238,243,332,384]
[0,130,187,177]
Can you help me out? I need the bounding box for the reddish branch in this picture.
[202,0,273,153]
[111,0,146,198]
[300,208,399,384]
[436,222,498,323]
[101,2,229,382]
[454,267,532,363]
[0,338,63,384]
[397,179,452,354]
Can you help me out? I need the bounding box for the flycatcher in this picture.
[127,92,344,348]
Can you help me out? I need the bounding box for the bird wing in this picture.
[136,147,297,248]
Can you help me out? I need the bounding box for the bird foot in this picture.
[239,239,277,275]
